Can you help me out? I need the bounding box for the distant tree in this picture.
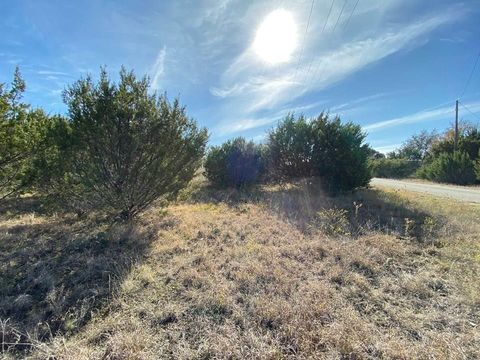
[57,67,208,219]
[389,130,439,161]
[428,122,480,161]
[459,128,480,160]
[417,151,476,185]
[402,130,438,160]
[365,145,385,159]
[369,158,420,178]
[204,137,265,187]
[267,113,314,179]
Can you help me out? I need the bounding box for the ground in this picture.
[371,178,480,204]
[1,179,479,359]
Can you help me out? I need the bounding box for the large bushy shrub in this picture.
[267,113,314,179]
[204,137,265,188]
[310,114,371,193]
[56,68,208,219]
[369,158,420,178]
[417,151,476,185]
[266,113,371,193]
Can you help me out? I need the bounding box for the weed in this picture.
[404,217,416,238]
[313,208,351,236]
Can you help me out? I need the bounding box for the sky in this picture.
[1,0,480,153]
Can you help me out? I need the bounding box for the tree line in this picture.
[369,126,480,185]
[1,67,372,219]
[204,113,371,193]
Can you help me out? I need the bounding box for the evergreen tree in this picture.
[58,68,208,219]
[0,67,52,201]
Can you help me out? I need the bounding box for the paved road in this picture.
[371,178,480,204]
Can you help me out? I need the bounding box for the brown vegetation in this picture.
[1,178,479,359]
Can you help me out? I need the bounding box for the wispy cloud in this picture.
[251,132,267,143]
[373,143,402,154]
[37,70,70,76]
[213,115,279,136]
[213,99,328,137]
[363,101,480,132]
[330,92,393,113]
[150,46,166,90]
[209,8,461,137]
[219,11,458,95]
[196,0,234,26]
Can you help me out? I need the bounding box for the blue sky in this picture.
[1,0,480,152]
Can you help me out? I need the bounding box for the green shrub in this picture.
[475,150,480,181]
[55,68,208,219]
[21,116,71,195]
[204,137,265,188]
[417,151,476,185]
[369,158,420,178]
[266,113,371,193]
[267,113,314,179]
[0,68,55,201]
[310,114,371,193]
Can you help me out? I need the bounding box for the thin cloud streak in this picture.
[150,46,166,90]
[213,99,328,137]
[363,101,480,132]
[330,92,393,113]
[37,70,70,76]
[374,143,402,154]
[213,115,280,136]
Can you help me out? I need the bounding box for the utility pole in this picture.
[454,99,459,153]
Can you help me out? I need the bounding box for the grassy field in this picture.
[1,178,479,359]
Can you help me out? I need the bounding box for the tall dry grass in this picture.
[1,180,479,359]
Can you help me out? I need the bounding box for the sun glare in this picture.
[253,9,297,64]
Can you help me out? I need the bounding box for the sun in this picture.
[253,9,298,64]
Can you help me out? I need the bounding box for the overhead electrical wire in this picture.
[459,101,480,122]
[304,0,336,73]
[331,0,348,33]
[296,0,337,92]
[292,0,316,83]
[294,0,336,112]
[321,0,337,34]
[343,0,359,31]
[305,0,353,89]
[459,48,480,98]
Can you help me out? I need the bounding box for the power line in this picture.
[301,0,336,81]
[459,101,480,122]
[343,0,359,31]
[331,0,348,33]
[293,0,316,82]
[306,0,351,90]
[293,0,336,109]
[321,0,337,34]
[459,48,480,98]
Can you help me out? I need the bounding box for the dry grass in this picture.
[1,180,479,359]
